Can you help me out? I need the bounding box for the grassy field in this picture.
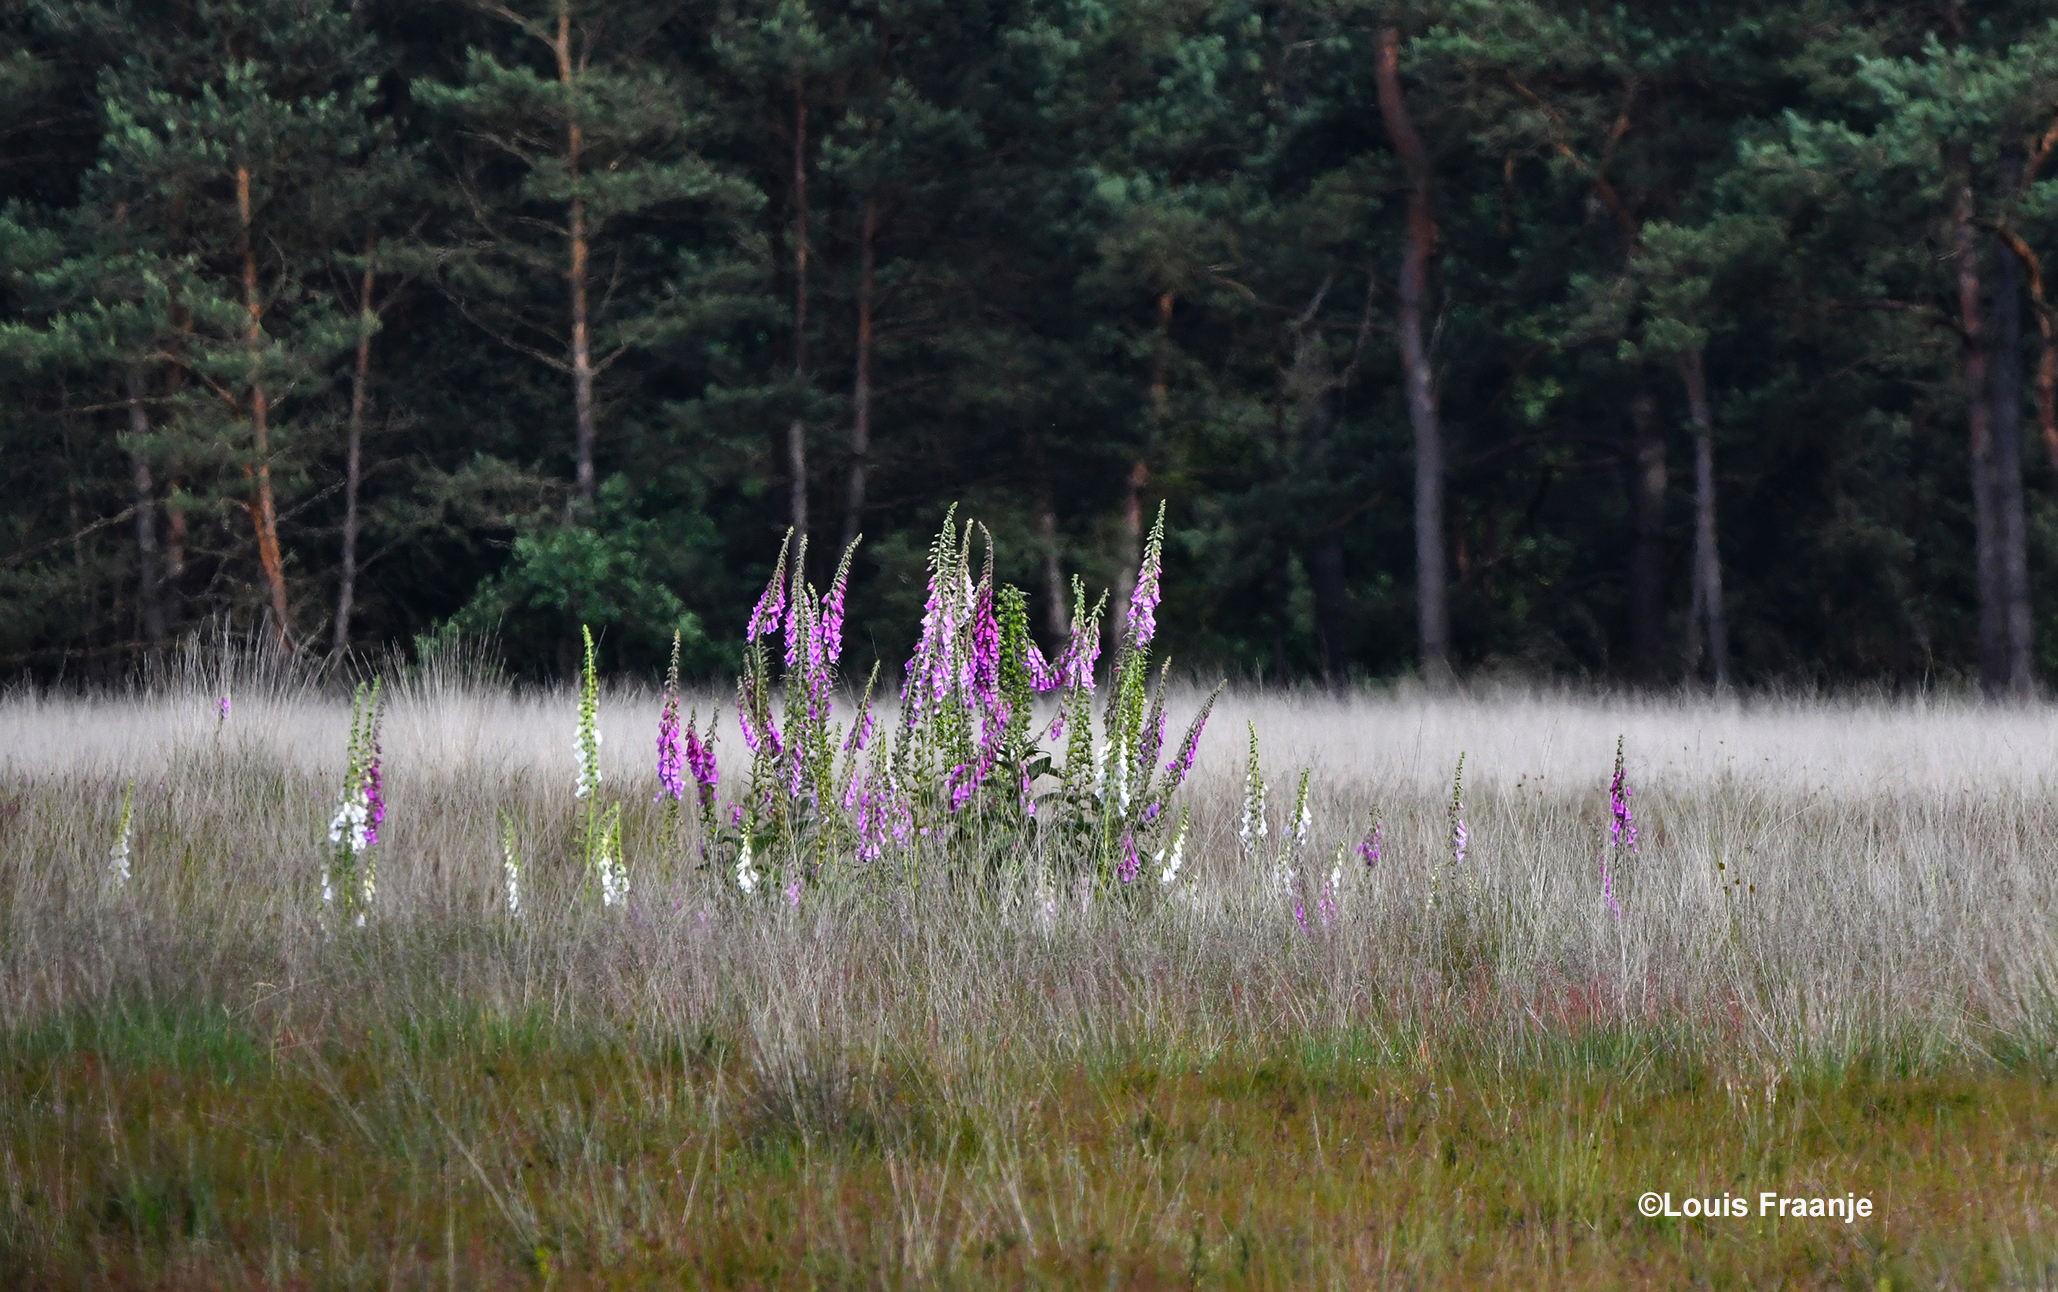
[5,657,2058,1287]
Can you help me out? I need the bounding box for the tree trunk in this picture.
[1677,346,1728,689]
[237,164,291,647]
[334,242,375,660]
[1998,222,2058,472]
[1286,304,1348,681]
[1308,536,1347,683]
[1954,168,2006,692]
[555,4,596,510]
[1627,385,1666,682]
[1992,153,2034,696]
[163,306,189,619]
[787,85,810,543]
[1375,26,1450,688]
[1037,494,1068,638]
[125,366,164,647]
[842,194,875,554]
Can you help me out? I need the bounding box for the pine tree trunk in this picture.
[1677,346,1728,688]
[163,307,189,619]
[1038,494,1068,638]
[555,4,596,510]
[125,367,164,647]
[1627,385,1667,682]
[1954,169,2005,692]
[1308,536,1347,683]
[842,195,875,554]
[334,244,374,659]
[787,86,810,543]
[1375,26,1450,688]
[237,164,291,647]
[1991,154,2034,696]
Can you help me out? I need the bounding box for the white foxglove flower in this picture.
[736,837,758,894]
[108,784,134,887]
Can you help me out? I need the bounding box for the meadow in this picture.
[6,621,2058,1289]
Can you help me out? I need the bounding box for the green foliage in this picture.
[438,478,719,675]
[7,0,2058,687]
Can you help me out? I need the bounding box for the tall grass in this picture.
[7,638,2058,1284]
[7,659,2057,1064]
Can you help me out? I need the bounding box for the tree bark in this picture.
[334,240,375,660]
[124,366,164,647]
[1992,153,2034,696]
[1627,384,1666,682]
[842,194,875,554]
[1285,301,1349,681]
[787,84,810,543]
[1037,491,1068,638]
[554,3,596,510]
[1954,168,2006,693]
[1375,26,1450,687]
[237,164,291,647]
[163,305,189,614]
[1677,346,1728,689]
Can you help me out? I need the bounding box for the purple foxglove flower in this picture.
[784,581,810,674]
[821,552,852,666]
[656,698,684,803]
[948,763,977,813]
[1024,640,1059,692]
[215,696,231,723]
[1609,763,1636,853]
[1118,834,1142,885]
[1165,727,1201,784]
[363,746,385,846]
[747,536,792,641]
[683,722,719,808]
[1128,550,1161,649]
[1358,818,1383,869]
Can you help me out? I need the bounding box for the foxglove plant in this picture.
[326,679,384,926]
[596,803,628,908]
[1156,805,1190,886]
[1239,723,1268,864]
[575,626,601,802]
[1276,767,1312,899]
[1601,736,1632,920]
[108,781,134,887]
[1431,752,1466,911]
[1318,855,1341,928]
[1358,811,1384,870]
[500,811,521,918]
[571,625,633,908]
[656,631,685,823]
[696,503,1217,903]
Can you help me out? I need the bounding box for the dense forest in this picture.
[3,0,2056,688]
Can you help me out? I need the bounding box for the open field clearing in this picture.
[6,671,2058,1288]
